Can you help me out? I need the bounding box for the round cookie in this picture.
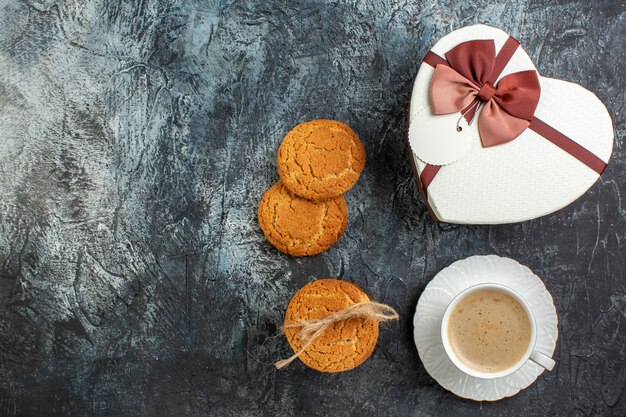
[258,182,347,256]
[284,279,379,372]
[277,120,366,201]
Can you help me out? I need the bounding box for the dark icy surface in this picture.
[0,1,624,416]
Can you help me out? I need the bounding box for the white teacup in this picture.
[440,283,555,379]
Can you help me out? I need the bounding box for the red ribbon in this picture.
[430,39,541,147]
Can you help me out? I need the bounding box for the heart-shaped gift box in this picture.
[408,25,613,224]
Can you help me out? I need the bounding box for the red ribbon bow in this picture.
[430,39,541,147]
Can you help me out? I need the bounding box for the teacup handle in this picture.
[530,349,555,371]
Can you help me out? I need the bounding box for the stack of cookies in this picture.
[258,120,366,256]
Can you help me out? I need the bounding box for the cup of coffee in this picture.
[441,283,555,379]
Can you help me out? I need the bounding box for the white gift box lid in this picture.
[408,25,613,224]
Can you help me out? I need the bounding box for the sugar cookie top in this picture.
[258,182,347,256]
[277,120,366,201]
[284,279,379,372]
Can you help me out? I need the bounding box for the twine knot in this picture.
[274,301,399,369]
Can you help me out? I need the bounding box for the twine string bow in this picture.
[274,301,399,369]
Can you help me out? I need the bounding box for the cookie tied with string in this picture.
[278,279,398,372]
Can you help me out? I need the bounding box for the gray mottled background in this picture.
[0,0,624,416]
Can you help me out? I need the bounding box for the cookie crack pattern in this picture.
[304,304,332,316]
[270,189,289,243]
[259,183,345,256]
[297,303,365,368]
[295,137,358,182]
[295,140,314,176]
[338,285,362,304]
[301,204,328,251]
[277,120,365,201]
[274,198,327,251]
[286,198,306,248]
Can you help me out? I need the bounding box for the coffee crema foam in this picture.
[447,289,531,373]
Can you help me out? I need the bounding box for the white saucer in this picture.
[413,255,558,401]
